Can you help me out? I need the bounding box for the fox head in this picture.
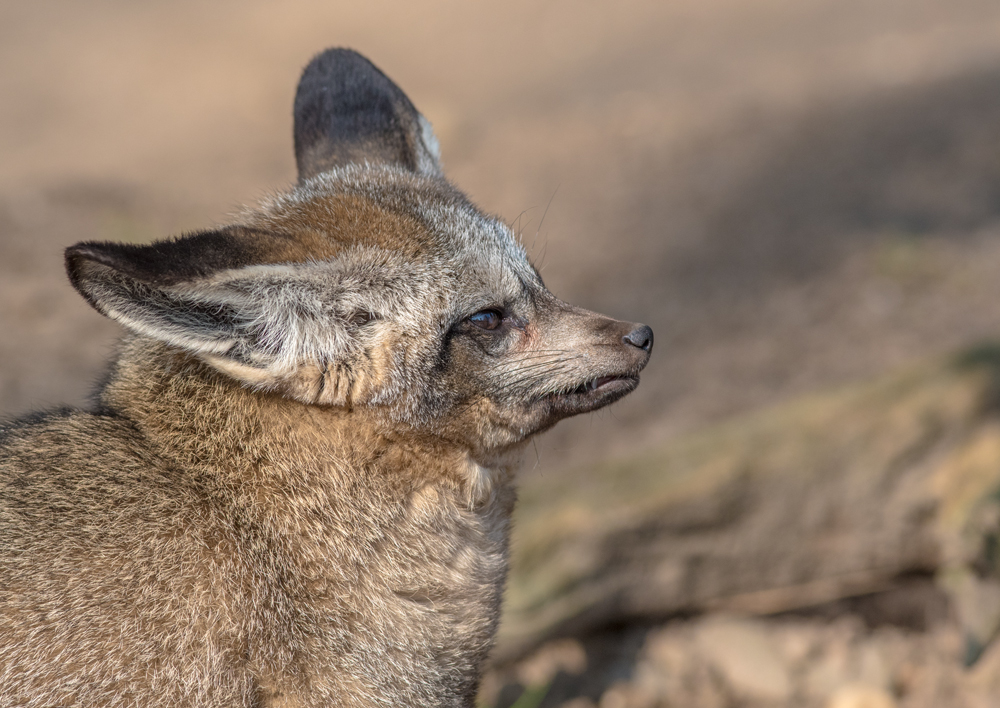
[65,49,652,459]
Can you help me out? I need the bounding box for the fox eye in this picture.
[468,309,503,330]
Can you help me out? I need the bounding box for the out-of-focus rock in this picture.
[483,616,996,708]
[825,684,897,708]
[694,616,793,703]
[967,637,1000,697]
[515,639,588,688]
[558,699,597,708]
[801,619,863,699]
[498,345,1000,662]
[597,683,642,708]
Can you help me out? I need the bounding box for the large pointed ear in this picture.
[65,232,380,406]
[293,48,442,182]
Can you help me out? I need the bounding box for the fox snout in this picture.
[563,316,652,399]
[480,305,654,433]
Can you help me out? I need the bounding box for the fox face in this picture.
[66,49,652,461]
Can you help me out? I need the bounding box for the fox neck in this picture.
[99,336,518,509]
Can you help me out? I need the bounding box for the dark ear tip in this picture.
[65,242,103,259]
[296,48,388,103]
[65,242,106,287]
[301,47,377,76]
[65,239,130,275]
[64,242,121,309]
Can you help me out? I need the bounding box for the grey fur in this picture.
[0,48,651,706]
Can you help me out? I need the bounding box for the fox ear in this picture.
[293,48,442,182]
[66,234,372,406]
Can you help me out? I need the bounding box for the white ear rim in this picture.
[416,114,443,177]
[75,264,243,357]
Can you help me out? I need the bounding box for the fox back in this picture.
[0,49,652,707]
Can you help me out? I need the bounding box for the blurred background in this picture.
[4,1,1000,706]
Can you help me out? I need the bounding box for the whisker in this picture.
[532,186,559,256]
[499,352,575,364]
[493,354,583,370]
[494,356,582,373]
[491,360,580,383]
[508,209,530,242]
[490,364,581,396]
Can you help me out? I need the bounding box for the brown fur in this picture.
[0,48,651,706]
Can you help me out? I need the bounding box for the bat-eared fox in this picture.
[0,48,652,707]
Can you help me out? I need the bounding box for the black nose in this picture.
[623,324,653,352]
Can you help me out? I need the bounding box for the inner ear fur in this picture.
[293,48,442,182]
[65,233,372,407]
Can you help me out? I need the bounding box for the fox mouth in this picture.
[543,374,640,417]
[570,375,628,394]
